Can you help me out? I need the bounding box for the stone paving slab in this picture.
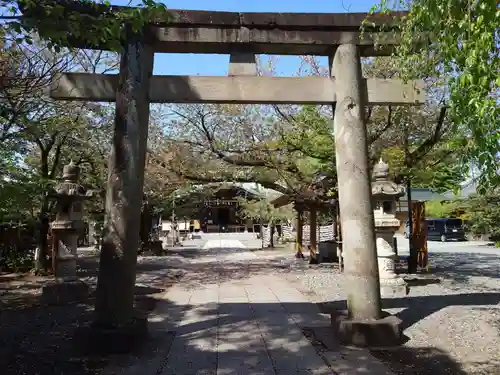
[119,243,395,375]
[155,264,337,374]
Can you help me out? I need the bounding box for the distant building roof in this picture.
[231,182,283,200]
[400,188,448,202]
[443,179,478,200]
[173,181,283,200]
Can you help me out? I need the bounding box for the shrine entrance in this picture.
[44,5,424,345]
[159,184,261,233]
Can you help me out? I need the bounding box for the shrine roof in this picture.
[171,182,283,201]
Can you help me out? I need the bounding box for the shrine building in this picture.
[160,183,280,233]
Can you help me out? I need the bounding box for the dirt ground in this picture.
[0,256,179,375]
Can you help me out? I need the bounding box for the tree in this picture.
[424,199,456,218]
[454,190,500,245]
[270,56,469,189]
[369,0,500,187]
[237,196,294,248]
[165,103,309,194]
[2,1,169,51]
[163,56,467,211]
[0,34,116,271]
[138,109,192,249]
[0,149,43,222]
[1,0,177,339]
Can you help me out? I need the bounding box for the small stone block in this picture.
[41,279,89,305]
[331,310,403,347]
[380,282,409,297]
[74,315,149,354]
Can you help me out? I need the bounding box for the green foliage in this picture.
[368,0,500,187]
[455,190,500,239]
[0,144,52,222]
[380,144,467,192]
[274,105,337,193]
[281,106,334,164]
[0,249,34,272]
[2,0,170,51]
[0,37,115,223]
[237,197,294,225]
[424,199,456,218]
[426,188,500,244]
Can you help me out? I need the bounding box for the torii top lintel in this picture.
[151,9,405,56]
[24,1,407,56]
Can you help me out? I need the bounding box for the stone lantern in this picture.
[42,161,93,304]
[371,159,409,297]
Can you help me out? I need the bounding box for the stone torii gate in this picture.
[49,8,424,346]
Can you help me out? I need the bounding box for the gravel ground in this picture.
[146,243,500,375]
[0,254,182,375]
[3,243,498,375]
[281,251,500,375]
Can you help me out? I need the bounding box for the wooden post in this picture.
[51,230,57,275]
[331,44,381,320]
[411,202,428,271]
[94,31,154,330]
[295,204,305,259]
[337,218,344,272]
[334,201,344,272]
[309,208,318,264]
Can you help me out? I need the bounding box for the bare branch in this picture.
[409,106,447,164]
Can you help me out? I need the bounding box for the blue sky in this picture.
[111,0,380,76]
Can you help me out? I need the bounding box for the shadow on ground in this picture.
[139,295,500,375]
[370,346,500,375]
[2,247,499,375]
[139,246,500,374]
[426,251,500,286]
[0,255,176,375]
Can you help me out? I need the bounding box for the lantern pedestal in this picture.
[374,217,409,297]
[371,159,409,298]
[41,162,93,305]
[42,279,89,305]
[74,315,148,354]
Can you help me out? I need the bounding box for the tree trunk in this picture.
[35,150,51,273]
[94,33,154,328]
[139,203,153,252]
[34,196,50,272]
[269,223,275,248]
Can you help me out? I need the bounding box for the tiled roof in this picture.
[443,179,478,199]
[400,188,448,202]
[172,182,283,200]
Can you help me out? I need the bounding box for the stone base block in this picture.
[295,251,305,259]
[41,279,89,305]
[331,310,403,347]
[74,315,148,354]
[380,279,410,297]
[309,256,319,264]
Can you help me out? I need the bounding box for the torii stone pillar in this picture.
[90,30,154,346]
[330,44,402,347]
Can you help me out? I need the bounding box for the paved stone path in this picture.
[122,239,394,375]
